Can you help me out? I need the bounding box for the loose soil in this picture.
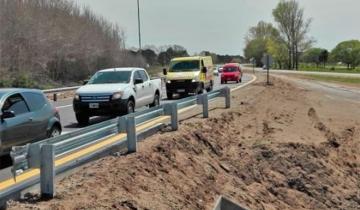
[8,75,360,210]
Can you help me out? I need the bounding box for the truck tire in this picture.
[76,113,89,126]
[150,93,160,107]
[126,99,135,114]
[206,80,214,92]
[167,92,173,100]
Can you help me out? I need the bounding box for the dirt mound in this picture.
[8,76,360,210]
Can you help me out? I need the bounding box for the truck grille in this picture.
[80,95,111,102]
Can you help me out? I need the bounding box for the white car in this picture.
[73,68,162,125]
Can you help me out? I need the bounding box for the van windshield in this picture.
[88,71,132,84]
[169,60,200,72]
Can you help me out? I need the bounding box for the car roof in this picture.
[0,88,43,97]
[98,67,143,73]
[223,63,240,67]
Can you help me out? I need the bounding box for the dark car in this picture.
[0,89,61,157]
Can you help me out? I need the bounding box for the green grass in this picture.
[303,75,360,84]
[299,63,360,74]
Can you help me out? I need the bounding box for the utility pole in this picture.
[137,0,142,51]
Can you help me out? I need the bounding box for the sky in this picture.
[72,0,360,55]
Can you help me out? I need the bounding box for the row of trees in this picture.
[244,0,360,70]
[245,0,312,70]
[135,45,244,68]
[0,0,145,88]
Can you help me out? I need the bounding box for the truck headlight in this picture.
[74,94,80,101]
[192,76,200,83]
[112,92,123,100]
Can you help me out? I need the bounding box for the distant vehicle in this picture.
[219,67,223,73]
[0,89,61,156]
[163,56,214,99]
[214,65,223,76]
[73,68,162,125]
[214,66,219,76]
[221,63,243,84]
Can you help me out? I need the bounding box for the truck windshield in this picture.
[88,71,132,84]
[169,60,200,72]
[223,67,238,72]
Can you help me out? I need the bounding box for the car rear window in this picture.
[223,67,238,72]
[22,92,47,111]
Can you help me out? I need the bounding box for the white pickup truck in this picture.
[73,68,162,125]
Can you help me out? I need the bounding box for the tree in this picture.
[244,39,268,67]
[140,48,158,66]
[245,21,280,43]
[331,40,360,69]
[273,0,313,70]
[302,48,323,67]
[244,21,280,67]
[267,39,289,69]
[319,50,329,68]
[157,45,189,66]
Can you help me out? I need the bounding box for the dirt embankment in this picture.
[8,76,360,210]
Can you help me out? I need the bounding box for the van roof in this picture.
[171,56,209,61]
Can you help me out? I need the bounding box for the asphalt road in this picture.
[56,74,254,133]
[0,74,253,182]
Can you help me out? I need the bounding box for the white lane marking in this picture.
[231,75,257,92]
[57,104,73,109]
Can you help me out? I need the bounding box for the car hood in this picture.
[76,83,129,95]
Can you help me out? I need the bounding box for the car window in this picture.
[133,71,142,83]
[22,92,47,112]
[2,94,30,115]
[139,70,149,81]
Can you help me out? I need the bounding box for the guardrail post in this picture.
[221,87,231,109]
[53,93,57,102]
[40,144,55,199]
[164,103,178,131]
[126,116,137,153]
[197,93,209,118]
[118,116,127,133]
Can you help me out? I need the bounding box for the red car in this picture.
[221,63,242,84]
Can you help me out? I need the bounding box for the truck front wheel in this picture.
[126,99,135,114]
[76,113,89,126]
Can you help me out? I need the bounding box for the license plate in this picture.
[89,103,99,109]
[177,89,186,93]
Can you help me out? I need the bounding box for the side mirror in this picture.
[1,110,15,122]
[163,68,167,75]
[202,67,207,73]
[134,78,144,85]
[83,80,89,85]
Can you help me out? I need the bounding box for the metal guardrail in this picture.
[43,86,81,94]
[0,86,231,207]
[43,86,80,101]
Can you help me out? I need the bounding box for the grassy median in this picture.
[303,75,360,85]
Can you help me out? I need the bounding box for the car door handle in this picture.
[29,117,33,122]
